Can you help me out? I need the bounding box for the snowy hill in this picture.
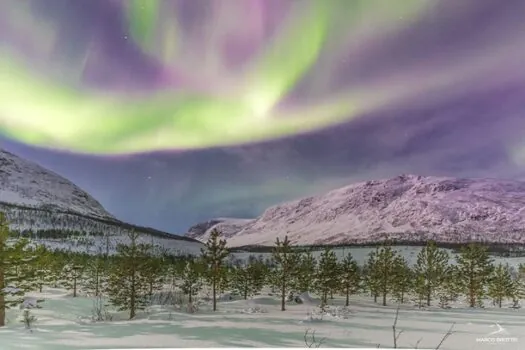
[0,149,203,255]
[186,174,525,247]
[0,149,112,219]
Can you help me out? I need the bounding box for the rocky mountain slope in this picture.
[0,149,203,255]
[186,174,525,247]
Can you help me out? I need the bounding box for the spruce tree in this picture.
[106,230,152,319]
[315,247,339,305]
[339,253,360,306]
[200,229,229,311]
[272,236,299,311]
[488,263,514,308]
[413,241,450,306]
[456,243,494,308]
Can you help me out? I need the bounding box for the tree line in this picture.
[1,211,524,327]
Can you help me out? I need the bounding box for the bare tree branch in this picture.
[392,304,403,348]
[435,322,455,350]
[304,328,327,348]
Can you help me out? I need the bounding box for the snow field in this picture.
[1,284,525,350]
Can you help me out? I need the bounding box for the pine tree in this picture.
[231,259,266,300]
[216,265,230,295]
[367,244,401,306]
[392,256,412,304]
[143,255,165,299]
[47,253,65,288]
[83,254,107,297]
[363,251,380,303]
[435,266,461,309]
[295,251,317,294]
[61,258,84,298]
[315,247,339,305]
[272,236,300,311]
[488,263,515,308]
[106,230,152,319]
[31,245,53,293]
[413,241,450,306]
[456,243,494,308]
[0,213,38,327]
[179,261,203,304]
[339,253,360,306]
[200,229,229,311]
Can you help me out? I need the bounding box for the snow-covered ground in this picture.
[3,246,525,350]
[2,287,525,350]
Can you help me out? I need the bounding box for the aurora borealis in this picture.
[0,0,430,153]
[2,0,525,233]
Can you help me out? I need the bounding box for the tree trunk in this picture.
[189,290,193,304]
[469,279,475,307]
[212,278,217,311]
[345,286,350,307]
[0,266,5,327]
[426,289,431,306]
[130,272,136,320]
[498,297,502,308]
[95,270,99,297]
[73,276,77,298]
[382,292,387,306]
[281,279,286,311]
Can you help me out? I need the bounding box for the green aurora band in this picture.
[0,0,427,155]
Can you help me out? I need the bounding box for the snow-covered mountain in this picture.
[186,218,255,242]
[0,149,203,255]
[186,174,525,247]
[0,149,114,219]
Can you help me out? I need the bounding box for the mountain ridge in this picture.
[185,174,525,247]
[0,149,203,254]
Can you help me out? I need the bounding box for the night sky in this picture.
[1,0,525,234]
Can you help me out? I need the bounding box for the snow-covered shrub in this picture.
[19,308,37,331]
[241,306,268,314]
[91,295,113,322]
